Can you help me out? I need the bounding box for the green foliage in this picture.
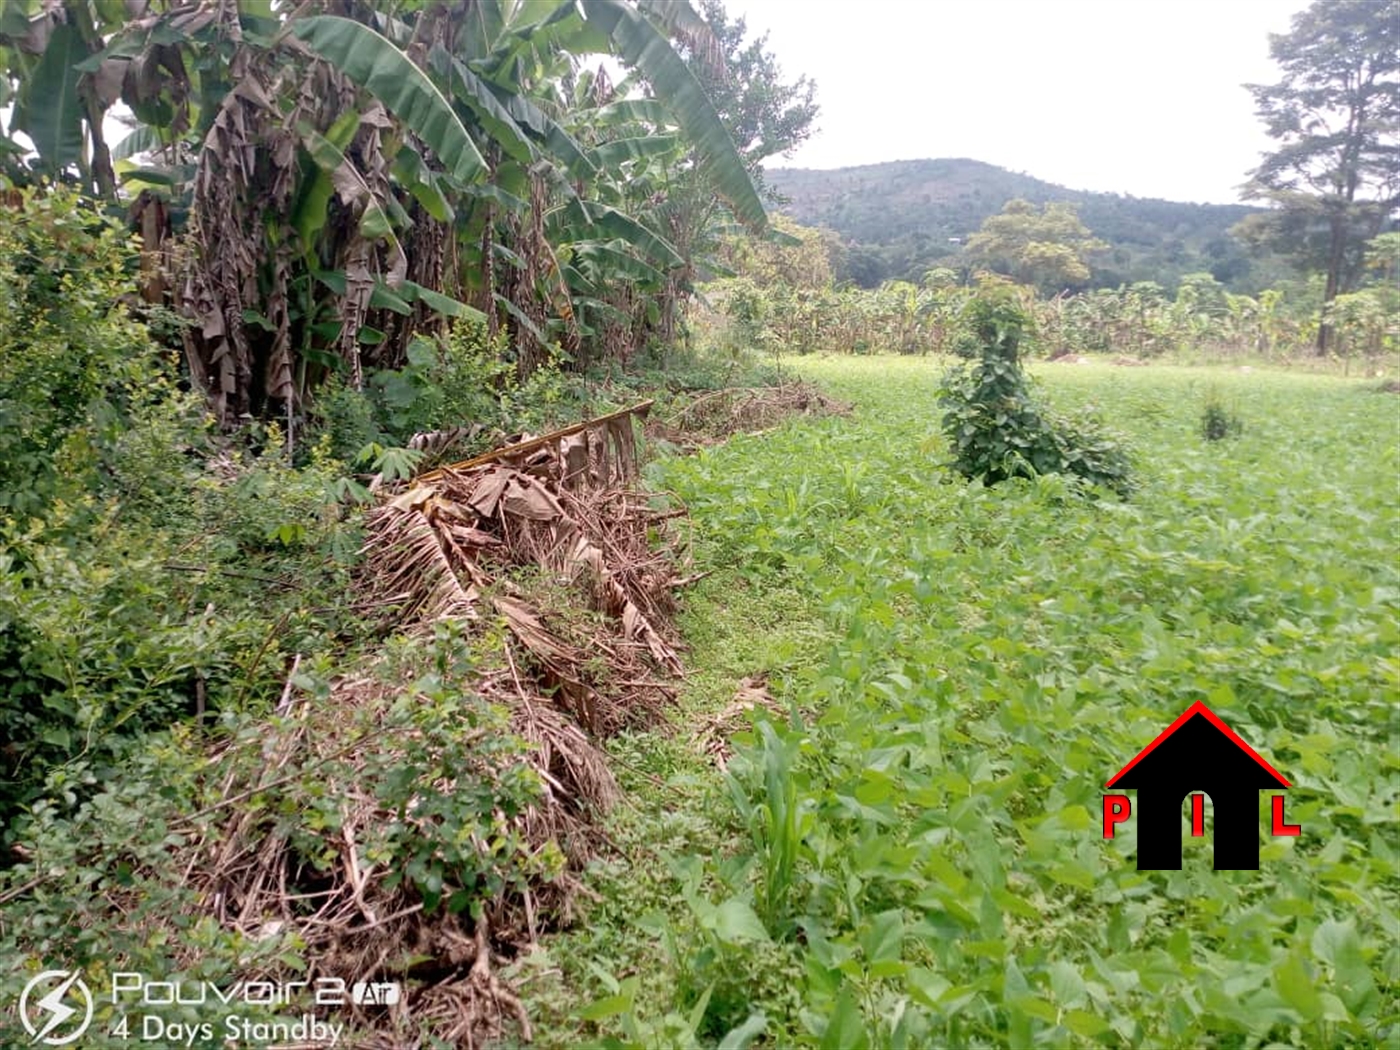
[314,320,584,460]
[725,720,809,933]
[0,423,362,831]
[768,159,1263,290]
[1201,387,1245,441]
[938,290,1135,495]
[706,275,968,358]
[0,626,557,1044]
[963,199,1106,295]
[0,182,368,832]
[361,624,557,916]
[702,216,1370,363]
[0,183,171,521]
[550,356,1398,1048]
[0,728,294,1046]
[690,0,819,175]
[1239,0,1399,339]
[0,0,776,423]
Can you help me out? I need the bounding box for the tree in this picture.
[963,199,1106,295]
[641,0,819,341]
[1237,0,1400,353]
[720,214,836,289]
[691,0,819,183]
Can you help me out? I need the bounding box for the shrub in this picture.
[0,182,173,522]
[314,319,583,460]
[1201,387,1244,441]
[937,288,1134,495]
[0,626,557,1047]
[0,436,362,835]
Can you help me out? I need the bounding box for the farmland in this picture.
[532,358,1399,1048]
[1,2,1396,1045]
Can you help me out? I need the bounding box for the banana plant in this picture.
[0,0,764,426]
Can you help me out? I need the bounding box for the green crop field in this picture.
[532,358,1399,1049]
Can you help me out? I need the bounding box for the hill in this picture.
[764,158,1265,291]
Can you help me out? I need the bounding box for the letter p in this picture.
[1103,794,1131,838]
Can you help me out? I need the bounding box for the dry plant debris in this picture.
[654,380,851,447]
[158,402,680,1048]
[160,389,845,1047]
[366,400,684,734]
[694,675,788,770]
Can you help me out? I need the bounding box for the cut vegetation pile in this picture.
[112,388,847,1048]
[655,379,851,447]
[367,400,686,733]
[150,401,690,1048]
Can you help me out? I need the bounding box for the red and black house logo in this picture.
[1103,701,1301,870]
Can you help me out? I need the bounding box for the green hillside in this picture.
[766,158,1268,291]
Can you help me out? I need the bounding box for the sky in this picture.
[722,0,1307,205]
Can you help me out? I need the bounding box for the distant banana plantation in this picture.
[703,219,1400,366]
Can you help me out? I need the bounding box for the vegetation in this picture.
[765,159,1265,290]
[538,356,1398,1048]
[0,177,781,1047]
[963,199,1106,296]
[1,0,1396,1047]
[0,0,810,430]
[1200,386,1245,442]
[937,286,1134,495]
[1237,0,1400,352]
[705,236,1398,367]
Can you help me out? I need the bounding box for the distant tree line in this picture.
[701,220,1399,364]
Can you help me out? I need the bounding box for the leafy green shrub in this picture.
[937,289,1134,495]
[0,464,358,835]
[204,425,365,560]
[719,277,774,353]
[314,320,583,459]
[316,375,385,462]
[1201,387,1244,441]
[0,182,175,522]
[366,624,560,915]
[0,728,290,1049]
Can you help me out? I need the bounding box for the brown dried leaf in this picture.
[695,676,785,769]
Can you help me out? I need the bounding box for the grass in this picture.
[529,356,1399,1048]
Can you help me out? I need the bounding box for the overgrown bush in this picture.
[1201,387,1245,441]
[315,319,583,463]
[0,184,364,837]
[0,183,176,522]
[937,289,1134,495]
[0,436,362,833]
[0,627,558,1046]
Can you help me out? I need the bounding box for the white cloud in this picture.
[724,0,1304,203]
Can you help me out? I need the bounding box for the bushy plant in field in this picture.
[938,287,1134,495]
[1201,386,1245,441]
